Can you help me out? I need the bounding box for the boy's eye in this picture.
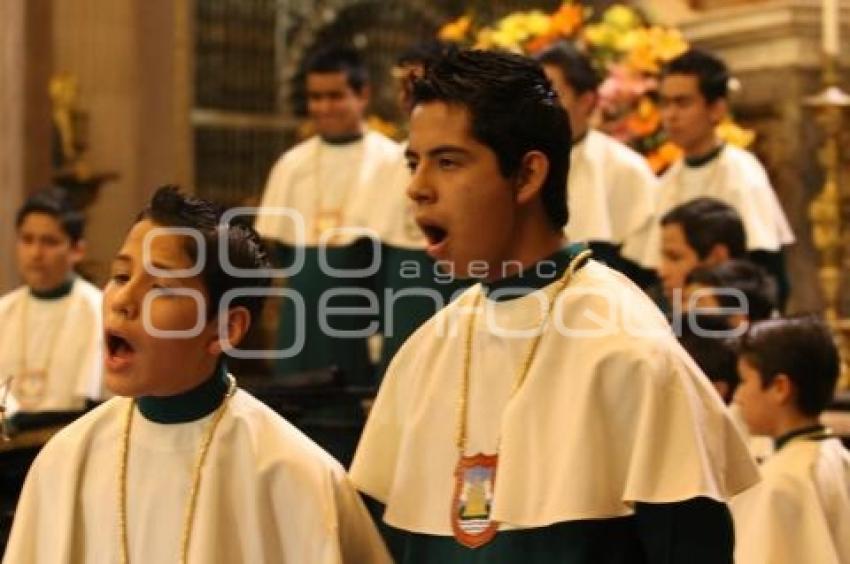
[438,158,458,170]
[405,159,419,173]
[111,273,129,284]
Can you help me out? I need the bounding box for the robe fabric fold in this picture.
[4,388,391,564]
[731,437,850,564]
[351,260,759,541]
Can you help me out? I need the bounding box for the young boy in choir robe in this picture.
[731,316,850,564]
[0,186,104,417]
[658,197,747,314]
[255,45,401,389]
[4,187,390,564]
[349,48,759,563]
[651,49,794,306]
[535,42,658,287]
[684,259,777,328]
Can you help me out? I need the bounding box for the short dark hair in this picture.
[661,197,746,259]
[678,313,740,402]
[136,186,271,322]
[396,40,450,70]
[16,186,85,243]
[737,316,840,416]
[411,49,571,230]
[534,41,601,95]
[305,45,369,93]
[661,49,729,103]
[686,259,776,322]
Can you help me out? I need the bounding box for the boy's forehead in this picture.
[122,219,194,265]
[661,73,699,92]
[18,211,66,236]
[408,102,474,149]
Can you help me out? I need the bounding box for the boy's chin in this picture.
[104,370,144,398]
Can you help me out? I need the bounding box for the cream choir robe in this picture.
[641,144,795,268]
[3,388,391,564]
[731,438,850,564]
[566,130,657,267]
[0,278,104,414]
[350,252,760,561]
[255,130,402,247]
[254,131,402,387]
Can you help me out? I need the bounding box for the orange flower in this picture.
[549,3,583,37]
[625,98,661,136]
[526,32,558,54]
[647,141,683,174]
[439,15,472,43]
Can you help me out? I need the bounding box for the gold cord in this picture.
[15,292,73,407]
[118,374,237,564]
[456,250,592,453]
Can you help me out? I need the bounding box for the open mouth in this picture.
[420,224,447,246]
[105,330,136,371]
[417,220,450,258]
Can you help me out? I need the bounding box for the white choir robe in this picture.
[351,258,759,540]
[641,144,795,268]
[254,130,402,246]
[0,278,105,414]
[731,437,850,564]
[566,130,658,266]
[4,389,392,564]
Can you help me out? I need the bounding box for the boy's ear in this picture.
[708,97,728,126]
[769,373,794,405]
[207,306,252,356]
[514,151,549,206]
[70,239,86,266]
[705,243,730,265]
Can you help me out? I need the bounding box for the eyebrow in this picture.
[111,254,187,272]
[405,145,471,160]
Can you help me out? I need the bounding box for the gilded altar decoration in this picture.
[438,2,754,174]
[49,72,118,210]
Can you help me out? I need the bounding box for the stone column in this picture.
[51,0,193,284]
[0,0,52,294]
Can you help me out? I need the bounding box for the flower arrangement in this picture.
[438,2,753,174]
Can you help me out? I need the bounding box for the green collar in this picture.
[774,423,830,451]
[481,242,589,302]
[29,276,75,300]
[137,363,229,424]
[684,143,724,168]
[320,131,364,145]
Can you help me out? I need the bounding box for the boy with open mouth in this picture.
[350,48,760,563]
[5,186,389,563]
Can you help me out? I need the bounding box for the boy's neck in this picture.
[482,242,588,301]
[29,276,75,300]
[683,135,722,161]
[485,207,565,283]
[771,411,822,442]
[137,362,230,424]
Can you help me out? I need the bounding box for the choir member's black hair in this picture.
[661,197,746,260]
[686,259,776,323]
[411,48,571,231]
[305,45,369,93]
[737,315,840,416]
[661,49,729,103]
[16,186,85,243]
[534,41,601,95]
[136,185,271,321]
